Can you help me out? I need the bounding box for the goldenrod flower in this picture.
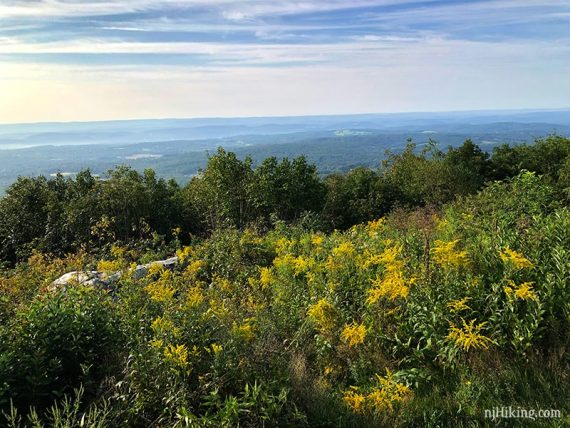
[97,259,122,273]
[232,318,256,342]
[500,248,534,270]
[151,316,181,337]
[332,241,356,258]
[432,240,469,269]
[176,246,192,262]
[210,343,223,355]
[343,370,411,414]
[275,237,294,255]
[343,388,366,413]
[163,344,189,367]
[145,281,175,302]
[307,299,337,333]
[447,297,471,312]
[185,259,206,278]
[186,287,204,308]
[447,319,493,351]
[367,273,411,303]
[341,322,367,347]
[259,266,273,288]
[293,255,315,276]
[366,218,385,237]
[311,234,324,246]
[110,244,126,259]
[505,280,538,301]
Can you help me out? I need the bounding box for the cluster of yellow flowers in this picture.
[110,244,127,259]
[145,270,176,302]
[97,259,123,273]
[307,299,337,334]
[447,318,493,351]
[504,280,538,301]
[343,370,411,414]
[210,343,223,355]
[311,233,325,247]
[447,297,471,312]
[366,217,385,237]
[232,317,256,342]
[275,237,295,255]
[186,286,204,308]
[259,266,273,288]
[175,246,192,262]
[293,255,316,276]
[185,259,206,279]
[367,243,413,304]
[500,248,534,270]
[341,323,367,347]
[163,344,189,368]
[332,241,356,258]
[151,316,181,337]
[432,240,470,269]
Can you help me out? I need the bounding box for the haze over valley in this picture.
[1,108,569,190]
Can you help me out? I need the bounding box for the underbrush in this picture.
[1,172,569,427]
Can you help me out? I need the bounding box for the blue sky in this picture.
[0,0,569,123]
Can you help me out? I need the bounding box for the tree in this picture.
[184,148,254,230]
[250,156,325,223]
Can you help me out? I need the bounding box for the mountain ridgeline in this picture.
[0,135,568,265]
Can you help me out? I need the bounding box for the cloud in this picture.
[0,0,568,122]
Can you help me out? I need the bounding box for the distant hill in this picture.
[0,109,568,191]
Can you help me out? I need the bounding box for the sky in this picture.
[0,0,569,123]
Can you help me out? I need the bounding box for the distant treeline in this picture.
[1,135,569,263]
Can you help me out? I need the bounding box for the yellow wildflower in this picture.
[210,343,223,355]
[307,299,337,333]
[163,344,189,367]
[432,240,469,268]
[97,259,122,273]
[324,255,342,271]
[147,262,165,276]
[343,388,366,413]
[447,297,471,312]
[186,287,204,308]
[145,281,175,302]
[259,267,273,288]
[273,254,296,270]
[151,316,180,337]
[176,246,192,262]
[367,218,385,237]
[150,339,163,349]
[311,234,324,246]
[447,319,493,351]
[293,255,315,276]
[232,318,256,342]
[367,273,411,303]
[185,260,206,278]
[332,241,356,258]
[366,370,411,412]
[110,244,126,259]
[500,248,534,270]
[275,237,294,255]
[341,323,367,347]
[504,280,538,301]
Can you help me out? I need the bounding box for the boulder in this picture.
[50,256,180,291]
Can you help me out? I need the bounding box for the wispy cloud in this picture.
[0,0,568,122]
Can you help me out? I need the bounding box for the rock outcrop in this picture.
[50,256,179,291]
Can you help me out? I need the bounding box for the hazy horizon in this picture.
[1,106,570,127]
